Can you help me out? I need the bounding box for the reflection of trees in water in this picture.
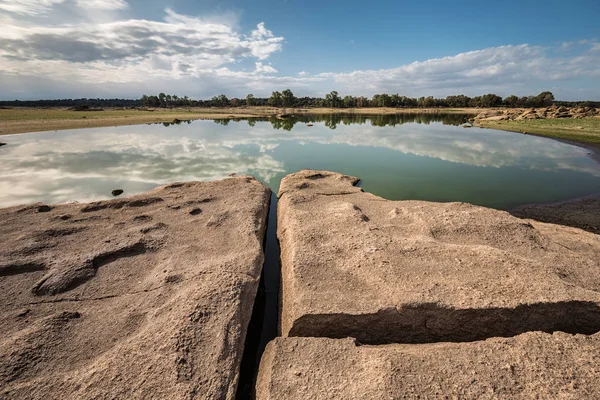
[210,113,472,131]
[161,119,192,127]
[302,113,472,128]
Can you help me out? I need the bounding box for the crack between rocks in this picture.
[277,190,361,199]
[315,191,363,196]
[236,192,281,400]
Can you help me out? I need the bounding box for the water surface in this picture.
[1,114,599,210]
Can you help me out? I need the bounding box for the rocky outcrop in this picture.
[258,170,600,398]
[0,177,270,399]
[276,170,600,344]
[471,106,600,124]
[257,333,600,399]
[511,193,600,234]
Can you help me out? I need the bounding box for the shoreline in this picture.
[0,106,475,136]
[478,120,600,164]
[476,120,600,231]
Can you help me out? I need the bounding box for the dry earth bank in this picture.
[0,177,270,399]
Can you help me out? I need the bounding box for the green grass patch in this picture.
[480,117,600,147]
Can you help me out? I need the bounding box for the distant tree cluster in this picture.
[138,90,561,109]
[139,93,194,107]
[3,90,600,109]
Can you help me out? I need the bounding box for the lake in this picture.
[1,113,599,210]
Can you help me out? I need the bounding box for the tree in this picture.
[246,94,255,106]
[158,93,166,108]
[372,94,392,107]
[480,93,503,107]
[282,89,296,107]
[268,91,282,107]
[211,94,229,107]
[343,95,355,108]
[355,96,368,108]
[423,96,436,107]
[503,95,519,108]
[536,91,555,107]
[325,91,341,108]
[147,95,160,107]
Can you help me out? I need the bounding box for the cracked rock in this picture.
[0,177,270,400]
[277,170,600,344]
[257,333,600,399]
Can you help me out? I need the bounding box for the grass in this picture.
[479,117,600,148]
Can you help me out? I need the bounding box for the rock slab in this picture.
[257,333,600,399]
[277,170,600,344]
[0,177,270,399]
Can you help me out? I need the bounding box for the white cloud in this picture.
[254,62,277,74]
[75,0,128,9]
[0,7,284,91]
[0,0,127,15]
[0,0,65,15]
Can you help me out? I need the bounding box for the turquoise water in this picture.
[1,114,599,210]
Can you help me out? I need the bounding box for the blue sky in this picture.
[0,0,599,100]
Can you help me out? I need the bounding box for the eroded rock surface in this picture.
[277,170,600,344]
[0,177,270,399]
[471,106,600,123]
[257,333,600,399]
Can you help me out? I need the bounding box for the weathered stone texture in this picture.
[0,177,270,400]
[257,333,600,400]
[277,170,600,344]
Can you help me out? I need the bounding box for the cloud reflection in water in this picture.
[0,118,599,208]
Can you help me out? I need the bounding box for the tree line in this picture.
[138,90,562,109]
[135,90,599,109]
[2,90,600,109]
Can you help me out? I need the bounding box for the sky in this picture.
[0,0,599,100]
